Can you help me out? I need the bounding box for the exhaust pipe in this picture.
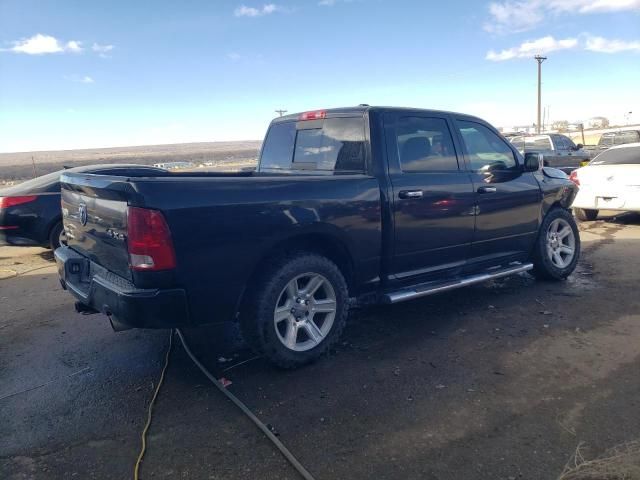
[109,315,132,332]
[75,301,98,314]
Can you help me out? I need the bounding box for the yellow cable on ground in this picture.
[176,329,317,480]
[134,330,173,480]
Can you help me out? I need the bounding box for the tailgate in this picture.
[61,172,135,281]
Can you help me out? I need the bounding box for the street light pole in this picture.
[534,55,547,134]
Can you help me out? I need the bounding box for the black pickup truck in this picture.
[55,106,580,368]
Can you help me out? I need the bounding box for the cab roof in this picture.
[271,106,489,125]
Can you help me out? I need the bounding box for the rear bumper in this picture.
[55,246,190,329]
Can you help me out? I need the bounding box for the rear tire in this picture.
[240,253,349,369]
[574,208,598,221]
[531,208,580,281]
[48,221,65,250]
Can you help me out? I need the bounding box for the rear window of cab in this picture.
[259,117,366,174]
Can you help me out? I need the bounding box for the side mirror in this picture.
[575,143,584,150]
[524,152,543,172]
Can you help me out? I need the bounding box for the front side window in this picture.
[510,136,525,152]
[615,132,639,145]
[394,117,459,172]
[554,136,570,150]
[457,120,517,171]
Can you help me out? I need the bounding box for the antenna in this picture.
[275,109,288,117]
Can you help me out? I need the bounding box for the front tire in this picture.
[240,253,349,369]
[574,208,598,221]
[531,208,580,281]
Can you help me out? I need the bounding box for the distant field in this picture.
[0,141,262,185]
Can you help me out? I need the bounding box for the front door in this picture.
[453,118,541,268]
[384,113,476,282]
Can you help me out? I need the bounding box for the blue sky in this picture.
[0,0,638,152]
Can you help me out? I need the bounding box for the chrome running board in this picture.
[383,263,534,304]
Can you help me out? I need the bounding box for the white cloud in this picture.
[487,34,640,60]
[1,34,83,55]
[318,0,356,5]
[234,4,281,16]
[227,52,242,61]
[65,75,95,83]
[486,35,579,60]
[485,1,544,33]
[585,35,640,52]
[92,43,114,58]
[485,0,640,34]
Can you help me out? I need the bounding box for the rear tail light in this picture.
[0,195,38,209]
[299,110,327,121]
[569,170,580,187]
[127,207,176,271]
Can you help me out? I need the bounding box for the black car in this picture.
[55,106,580,368]
[0,164,166,249]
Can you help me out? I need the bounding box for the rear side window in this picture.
[599,133,614,147]
[394,117,459,172]
[457,121,517,171]
[259,117,365,173]
[259,122,296,171]
[525,136,553,150]
[591,146,640,165]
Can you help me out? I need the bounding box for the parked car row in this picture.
[4,107,636,369]
[570,142,640,220]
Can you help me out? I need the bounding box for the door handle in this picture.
[477,186,497,194]
[399,190,423,199]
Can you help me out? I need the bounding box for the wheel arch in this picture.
[236,230,356,315]
[44,215,63,247]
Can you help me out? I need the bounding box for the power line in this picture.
[275,109,288,117]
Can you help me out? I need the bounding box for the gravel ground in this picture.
[1,212,639,480]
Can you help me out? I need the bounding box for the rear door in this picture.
[384,113,475,282]
[453,118,541,268]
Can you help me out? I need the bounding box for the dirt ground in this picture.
[1,213,639,480]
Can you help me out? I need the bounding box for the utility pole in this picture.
[275,109,288,117]
[534,55,547,134]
